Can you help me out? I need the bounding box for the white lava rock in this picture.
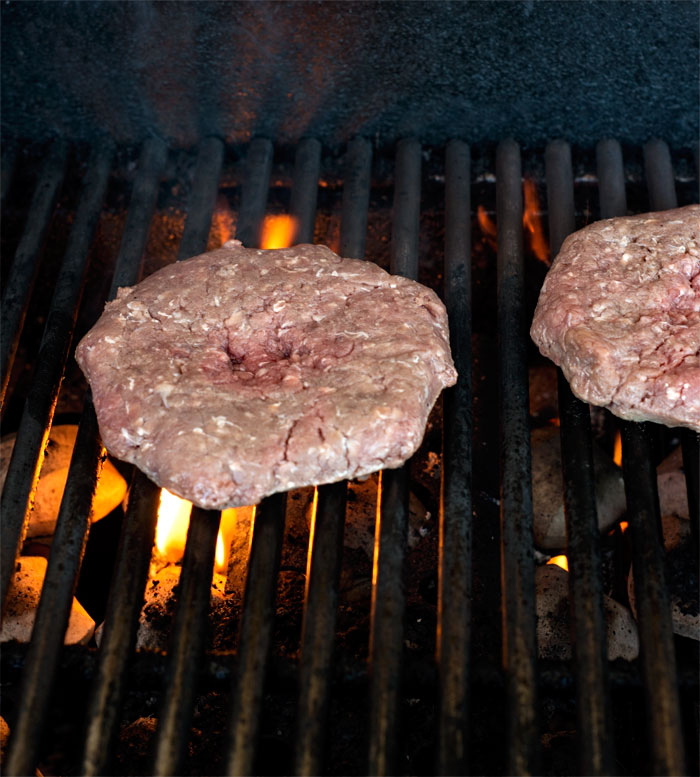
[531,426,626,550]
[333,473,430,558]
[1,425,127,539]
[628,514,698,641]
[657,446,690,521]
[0,556,95,645]
[536,565,639,661]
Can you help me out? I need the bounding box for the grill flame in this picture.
[477,181,550,266]
[155,489,242,573]
[155,489,192,562]
[523,179,550,265]
[208,195,236,248]
[477,205,497,251]
[261,214,297,249]
[547,554,569,572]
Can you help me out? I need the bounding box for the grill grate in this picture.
[0,136,698,776]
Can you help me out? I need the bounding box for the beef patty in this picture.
[531,205,700,431]
[76,241,457,508]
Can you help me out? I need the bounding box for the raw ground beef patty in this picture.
[531,205,700,431]
[76,241,457,508]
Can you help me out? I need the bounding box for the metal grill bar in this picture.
[495,138,539,776]
[339,137,372,260]
[236,137,274,249]
[0,143,113,609]
[177,136,225,261]
[225,138,288,776]
[295,481,347,776]
[643,139,678,212]
[595,139,627,222]
[153,507,221,776]
[81,472,160,775]
[389,138,421,280]
[295,136,369,776]
[109,138,169,292]
[620,422,685,775]
[291,137,321,244]
[1,139,67,408]
[226,492,286,777]
[436,138,472,776]
[545,139,615,776]
[368,137,421,776]
[596,139,625,221]
[80,136,168,775]
[152,136,225,776]
[598,137,686,775]
[4,407,103,777]
[644,140,700,553]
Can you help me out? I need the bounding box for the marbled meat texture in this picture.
[76,241,457,508]
[531,205,700,431]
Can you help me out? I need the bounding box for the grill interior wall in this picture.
[0,137,698,776]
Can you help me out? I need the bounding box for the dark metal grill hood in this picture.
[2,0,698,149]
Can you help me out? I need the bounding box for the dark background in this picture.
[2,0,698,149]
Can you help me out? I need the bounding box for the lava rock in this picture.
[657,445,690,521]
[532,425,626,550]
[536,564,639,661]
[1,556,95,645]
[628,514,698,641]
[0,425,127,539]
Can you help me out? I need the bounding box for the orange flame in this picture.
[547,555,569,572]
[613,430,622,467]
[619,521,629,534]
[155,489,193,563]
[523,179,550,265]
[372,471,383,588]
[155,490,245,574]
[261,214,297,249]
[208,196,235,249]
[304,487,320,597]
[477,205,498,250]
[215,526,226,568]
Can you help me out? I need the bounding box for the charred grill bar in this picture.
[293,137,370,777]
[546,139,614,777]
[368,137,421,776]
[437,137,472,776]
[1,134,698,776]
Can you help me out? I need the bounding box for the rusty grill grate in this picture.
[1,135,698,776]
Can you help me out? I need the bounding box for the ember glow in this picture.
[523,179,550,265]
[208,195,236,249]
[547,555,569,572]
[261,214,297,249]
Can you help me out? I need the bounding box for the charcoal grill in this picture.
[2,132,698,777]
[2,2,699,775]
